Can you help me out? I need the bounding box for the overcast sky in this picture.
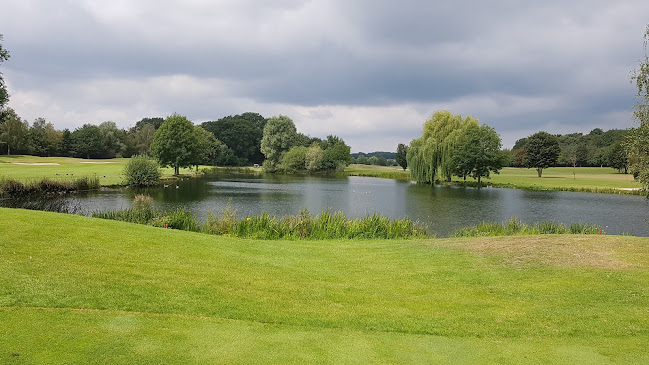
[1,1,648,152]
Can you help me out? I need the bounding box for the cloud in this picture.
[1,0,647,152]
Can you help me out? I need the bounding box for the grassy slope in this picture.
[0,155,196,186]
[345,164,642,191]
[1,208,648,364]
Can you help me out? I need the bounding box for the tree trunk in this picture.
[478,176,482,184]
[537,167,543,177]
[174,165,180,175]
[7,145,10,155]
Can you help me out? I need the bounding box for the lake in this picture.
[4,173,649,237]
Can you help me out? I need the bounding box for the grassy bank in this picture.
[1,208,648,363]
[0,155,198,186]
[344,164,644,194]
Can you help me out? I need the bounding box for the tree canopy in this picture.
[0,34,10,109]
[407,110,479,183]
[149,114,197,175]
[450,124,506,183]
[396,144,408,170]
[524,131,560,177]
[260,115,298,171]
[201,113,266,165]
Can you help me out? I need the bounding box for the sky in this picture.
[1,1,648,152]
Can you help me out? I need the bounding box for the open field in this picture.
[0,155,197,186]
[1,208,648,363]
[344,164,643,193]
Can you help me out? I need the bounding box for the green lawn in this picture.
[0,155,197,186]
[1,208,648,363]
[345,164,642,192]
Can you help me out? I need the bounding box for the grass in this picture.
[92,204,430,240]
[1,207,649,363]
[345,164,644,194]
[0,155,199,186]
[453,217,601,237]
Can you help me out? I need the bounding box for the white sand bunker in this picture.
[615,187,642,191]
[11,162,60,166]
[79,161,117,164]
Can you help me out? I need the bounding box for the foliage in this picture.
[453,217,601,237]
[320,135,352,171]
[70,124,105,159]
[608,142,629,173]
[278,145,308,172]
[28,118,63,157]
[407,110,480,183]
[449,124,506,183]
[0,108,28,155]
[626,24,649,195]
[396,143,408,170]
[260,115,298,171]
[133,117,164,131]
[122,154,161,186]
[524,131,560,177]
[0,34,10,109]
[0,175,100,198]
[149,114,197,175]
[201,113,266,165]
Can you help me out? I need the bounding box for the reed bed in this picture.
[93,199,429,240]
[453,217,601,237]
[0,175,101,198]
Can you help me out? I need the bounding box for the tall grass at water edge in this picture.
[0,175,101,198]
[453,217,601,237]
[93,198,429,240]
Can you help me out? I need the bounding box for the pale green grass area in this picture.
[1,208,648,363]
[482,167,641,190]
[0,155,196,185]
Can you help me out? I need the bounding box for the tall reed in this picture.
[453,217,601,237]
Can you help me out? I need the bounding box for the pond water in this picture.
[4,173,649,237]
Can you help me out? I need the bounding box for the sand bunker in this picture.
[11,162,60,166]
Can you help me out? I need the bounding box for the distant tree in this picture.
[368,156,380,165]
[305,144,324,171]
[193,126,225,169]
[98,121,127,158]
[608,142,628,173]
[407,110,479,183]
[201,114,265,165]
[626,25,649,193]
[150,114,197,175]
[0,108,28,155]
[61,129,72,157]
[512,148,527,167]
[396,143,408,170]
[450,124,506,183]
[70,124,104,159]
[131,123,156,155]
[133,117,164,131]
[0,34,10,109]
[321,135,352,171]
[575,144,590,167]
[260,115,298,171]
[278,146,308,173]
[356,154,368,165]
[525,131,560,177]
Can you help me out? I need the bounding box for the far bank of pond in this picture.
[3,173,647,237]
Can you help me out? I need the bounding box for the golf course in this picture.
[1,208,648,363]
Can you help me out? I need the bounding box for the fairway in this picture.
[1,208,648,363]
[0,155,197,186]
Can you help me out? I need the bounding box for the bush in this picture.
[123,155,161,186]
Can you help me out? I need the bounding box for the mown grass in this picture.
[1,208,648,363]
[93,201,429,240]
[345,164,644,194]
[0,155,198,186]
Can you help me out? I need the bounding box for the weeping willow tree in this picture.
[407,110,479,183]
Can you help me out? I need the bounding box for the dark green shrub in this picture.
[123,155,161,186]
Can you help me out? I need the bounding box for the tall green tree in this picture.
[450,124,506,183]
[70,124,104,159]
[0,34,10,109]
[201,113,265,165]
[525,131,560,177]
[626,25,649,192]
[260,115,298,172]
[0,108,28,155]
[150,114,197,175]
[608,142,628,173]
[407,110,479,183]
[396,143,408,170]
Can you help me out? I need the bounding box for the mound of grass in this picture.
[1,208,648,363]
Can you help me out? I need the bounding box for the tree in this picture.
[450,124,506,183]
[133,117,164,131]
[201,113,265,165]
[278,146,308,173]
[123,155,161,186]
[407,110,479,183]
[193,126,225,169]
[70,124,104,159]
[320,135,352,171]
[28,118,63,156]
[626,25,649,192]
[260,115,298,171]
[525,131,560,177]
[0,108,28,155]
[608,142,628,173]
[0,34,10,109]
[305,144,324,171]
[396,143,408,170]
[149,114,197,175]
[131,123,156,155]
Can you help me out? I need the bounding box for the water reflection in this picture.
[2,173,648,237]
